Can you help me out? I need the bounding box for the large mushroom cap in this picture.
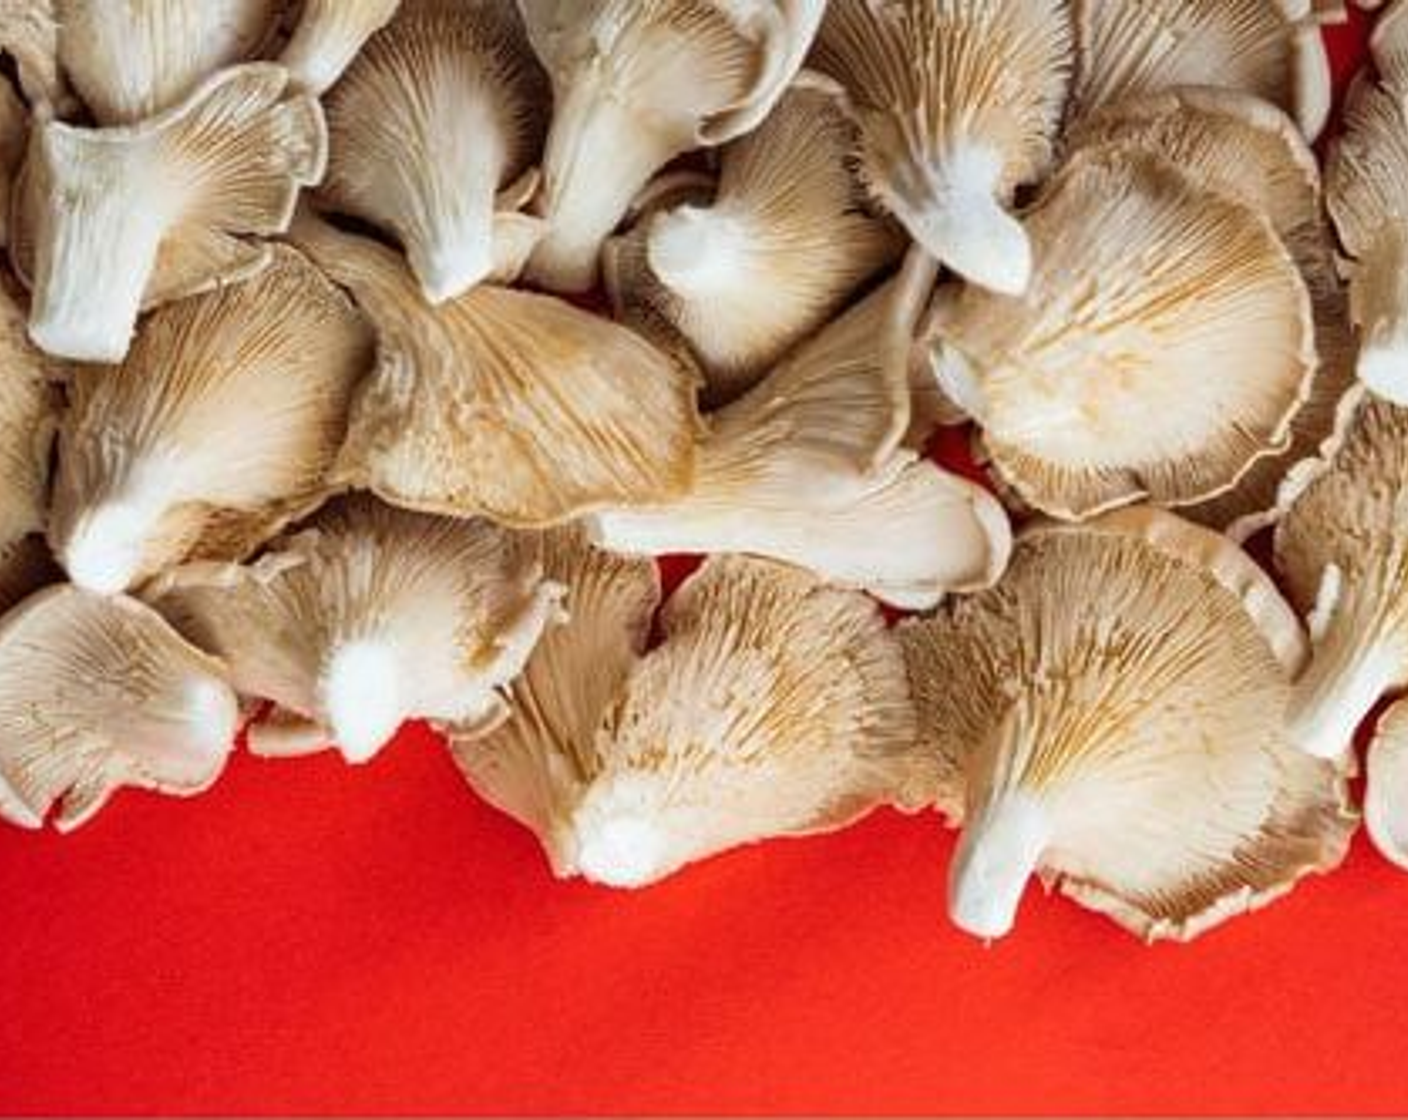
[902,508,1352,942]
[49,245,372,595]
[808,0,1073,296]
[148,496,564,766]
[928,146,1316,521]
[0,585,239,832]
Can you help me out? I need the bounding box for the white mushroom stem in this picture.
[561,774,681,889]
[280,0,402,96]
[646,206,753,298]
[1366,699,1408,870]
[320,638,407,765]
[1286,630,1408,760]
[1350,223,1408,405]
[948,790,1053,941]
[57,484,173,596]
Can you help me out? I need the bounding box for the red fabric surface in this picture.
[2,15,1403,1117]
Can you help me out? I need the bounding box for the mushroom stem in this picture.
[565,775,678,889]
[321,638,407,764]
[54,485,172,595]
[1350,222,1408,406]
[1287,629,1408,759]
[948,790,1053,941]
[403,137,503,304]
[646,206,753,298]
[280,0,401,96]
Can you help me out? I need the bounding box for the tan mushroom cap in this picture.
[808,0,1072,296]
[1067,88,1358,539]
[520,0,825,292]
[49,245,372,595]
[1366,697,1408,870]
[448,526,661,873]
[0,275,58,551]
[1070,0,1333,141]
[148,497,564,766]
[56,0,285,124]
[929,147,1316,521]
[1275,394,1408,761]
[289,212,699,527]
[319,0,549,304]
[901,507,1352,943]
[14,63,327,363]
[605,77,903,404]
[0,0,68,109]
[280,0,402,95]
[0,586,239,833]
[590,251,1012,609]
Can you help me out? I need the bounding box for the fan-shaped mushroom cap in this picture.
[808,0,1072,296]
[1366,697,1408,870]
[55,0,285,124]
[0,586,238,832]
[0,0,67,109]
[280,0,402,95]
[49,246,372,595]
[288,212,698,527]
[590,254,1010,608]
[319,0,549,304]
[1067,88,1358,540]
[927,147,1316,521]
[0,277,58,551]
[448,526,660,872]
[902,508,1353,942]
[15,63,326,363]
[605,77,903,403]
[1275,394,1408,761]
[520,0,825,292]
[0,78,25,248]
[148,497,564,766]
[1070,0,1333,141]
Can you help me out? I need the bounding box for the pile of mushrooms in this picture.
[3,0,1407,945]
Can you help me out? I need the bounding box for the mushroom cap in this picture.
[0,585,238,832]
[1275,394,1408,760]
[901,507,1351,942]
[0,274,58,550]
[1068,88,1358,539]
[808,0,1073,295]
[447,526,661,872]
[1070,0,1333,141]
[930,146,1316,521]
[49,245,373,594]
[56,0,285,123]
[148,496,564,766]
[319,0,550,304]
[289,213,699,527]
[279,0,403,95]
[1366,697,1408,871]
[14,63,327,363]
[605,76,903,403]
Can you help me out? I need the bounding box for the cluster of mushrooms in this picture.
[2,0,1408,945]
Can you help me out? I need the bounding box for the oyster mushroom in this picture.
[49,246,372,595]
[808,0,1073,295]
[55,0,285,124]
[604,77,904,403]
[520,0,825,292]
[1366,697,1408,870]
[0,586,239,832]
[926,147,1316,521]
[15,63,326,363]
[589,252,1010,609]
[1070,0,1334,141]
[319,0,550,304]
[147,497,564,766]
[1275,393,1408,761]
[280,0,402,95]
[901,508,1354,942]
[288,212,698,527]
[1067,88,1358,540]
[460,549,931,888]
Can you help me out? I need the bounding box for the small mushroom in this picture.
[604,77,903,403]
[808,0,1073,295]
[589,253,1010,608]
[319,0,550,304]
[55,0,285,124]
[901,508,1354,942]
[0,586,239,832]
[520,0,825,292]
[927,147,1316,521]
[459,549,931,889]
[279,0,402,95]
[14,63,327,363]
[1070,0,1334,141]
[1275,393,1408,761]
[49,246,372,595]
[289,212,699,527]
[147,497,564,766]
[1366,697,1408,870]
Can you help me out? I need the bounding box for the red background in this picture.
[2,15,1402,1117]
